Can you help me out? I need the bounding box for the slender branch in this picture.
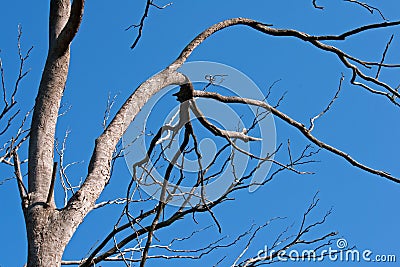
[12,150,28,207]
[14,25,33,103]
[0,55,6,109]
[194,90,400,183]
[150,2,173,10]
[314,20,400,40]
[102,92,119,129]
[237,193,337,266]
[126,0,172,49]
[312,0,324,9]
[344,0,387,21]
[309,73,344,131]
[126,0,151,49]
[93,198,128,209]
[0,26,32,123]
[140,123,192,267]
[190,100,262,143]
[376,34,394,79]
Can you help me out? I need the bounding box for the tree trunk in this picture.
[27,1,74,266]
[26,209,66,267]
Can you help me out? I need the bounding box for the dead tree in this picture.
[0,1,399,266]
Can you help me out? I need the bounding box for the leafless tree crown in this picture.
[0,1,399,266]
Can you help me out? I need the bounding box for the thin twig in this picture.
[309,73,344,131]
[344,0,387,21]
[312,0,324,9]
[376,34,394,79]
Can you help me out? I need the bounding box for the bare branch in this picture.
[127,0,172,49]
[314,20,400,41]
[232,218,282,266]
[344,0,387,21]
[84,138,317,266]
[139,123,192,267]
[0,26,32,124]
[0,109,20,136]
[150,1,173,10]
[102,92,119,129]
[172,18,400,106]
[55,129,83,206]
[58,102,72,117]
[236,193,337,266]
[312,0,324,9]
[14,25,33,103]
[93,198,128,209]
[376,34,394,79]
[193,90,400,183]
[190,100,262,143]
[309,73,344,131]
[12,149,28,210]
[0,56,6,109]
[126,0,151,48]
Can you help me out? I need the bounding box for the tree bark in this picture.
[26,1,78,266]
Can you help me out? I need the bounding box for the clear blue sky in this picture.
[0,1,399,266]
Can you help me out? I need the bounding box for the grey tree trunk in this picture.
[27,0,77,266]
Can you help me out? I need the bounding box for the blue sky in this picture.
[0,1,399,266]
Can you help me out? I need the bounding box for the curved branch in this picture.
[344,0,387,21]
[312,0,324,9]
[62,70,189,230]
[193,90,400,183]
[171,18,400,104]
[172,18,400,65]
